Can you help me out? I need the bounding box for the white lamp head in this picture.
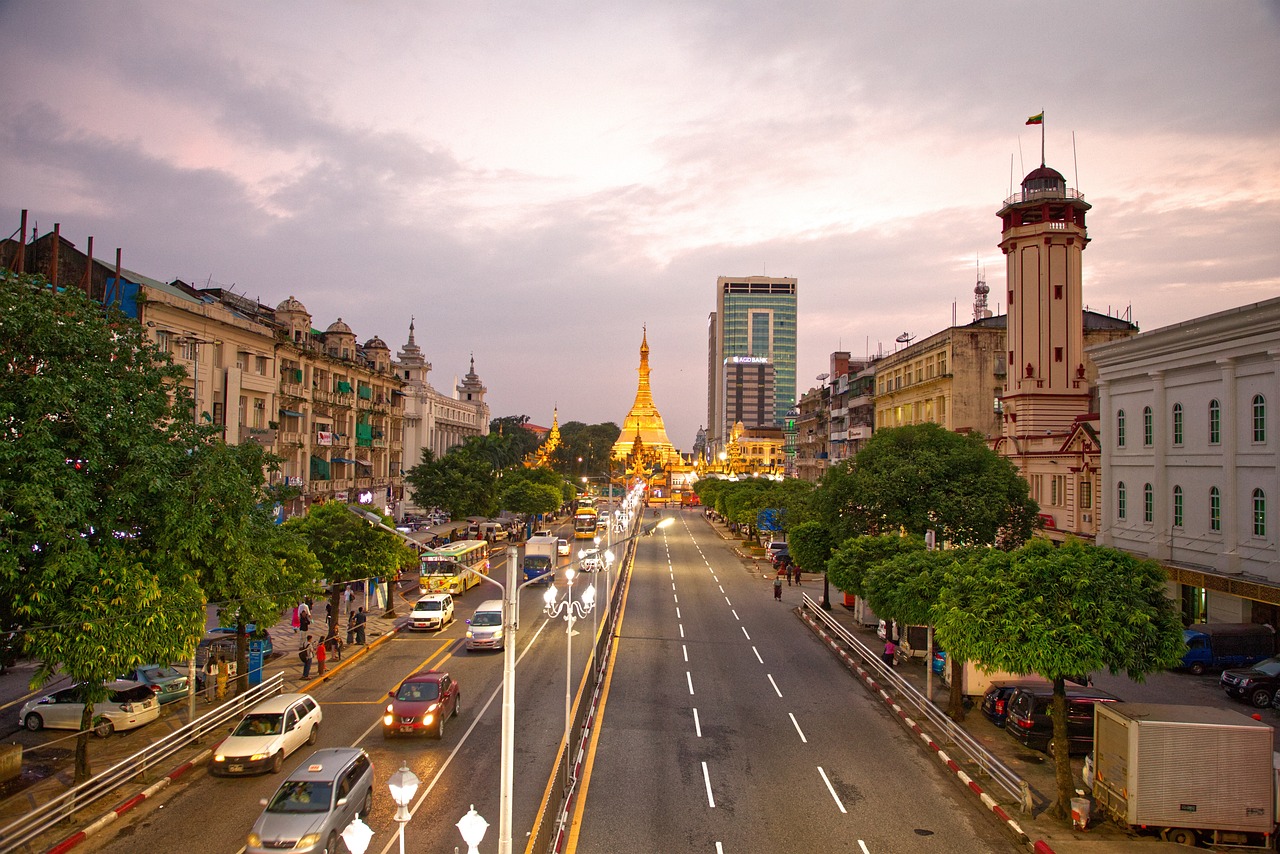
[456,805,489,851]
[340,815,374,854]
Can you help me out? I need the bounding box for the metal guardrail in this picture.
[0,672,285,853]
[798,594,1029,809]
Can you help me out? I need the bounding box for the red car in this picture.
[382,670,460,739]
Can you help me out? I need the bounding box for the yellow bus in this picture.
[573,507,598,540]
[419,540,491,595]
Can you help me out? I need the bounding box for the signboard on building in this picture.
[316,431,334,446]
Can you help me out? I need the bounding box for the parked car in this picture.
[556,538,570,556]
[1003,683,1121,753]
[213,693,322,776]
[769,547,791,567]
[1221,655,1280,707]
[381,670,460,738]
[246,747,374,854]
[408,594,454,632]
[118,664,191,704]
[765,540,787,559]
[19,680,159,737]
[981,678,1054,727]
[533,529,553,539]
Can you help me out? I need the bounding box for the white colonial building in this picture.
[1093,297,1280,625]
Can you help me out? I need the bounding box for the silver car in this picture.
[247,747,374,854]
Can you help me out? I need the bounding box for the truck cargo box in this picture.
[1093,703,1274,840]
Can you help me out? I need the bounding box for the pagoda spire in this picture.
[611,327,678,463]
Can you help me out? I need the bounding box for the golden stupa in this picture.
[525,407,562,468]
[611,327,682,469]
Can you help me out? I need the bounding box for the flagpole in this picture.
[1040,108,1045,167]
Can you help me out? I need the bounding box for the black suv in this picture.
[1221,655,1280,707]
[1003,684,1121,753]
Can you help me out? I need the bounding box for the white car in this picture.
[408,593,454,631]
[556,538,570,556]
[19,680,159,737]
[212,693,322,776]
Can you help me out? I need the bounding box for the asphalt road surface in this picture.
[568,513,1019,854]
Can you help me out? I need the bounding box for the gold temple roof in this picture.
[611,327,681,466]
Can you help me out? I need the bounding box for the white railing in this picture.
[0,673,284,852]
[798,595,1030,810]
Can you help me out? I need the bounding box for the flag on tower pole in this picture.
[1026,111,1044,125]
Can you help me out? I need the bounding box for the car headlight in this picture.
[386,702,394,713]
[247,833,261,847]
[383,714,393,725]
[298,833,322,848]
[423,712,435,724]
[213,754,225,763]
[249,752,268,762]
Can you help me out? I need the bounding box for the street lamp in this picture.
[340,815,373,854]
[457,805,489,854]
[544,569,596,788]
[387,764,419,854]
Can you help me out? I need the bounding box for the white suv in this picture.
[409,594,454,631]
[213,693,322,775]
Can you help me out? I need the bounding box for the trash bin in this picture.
[1070,797,1091,831]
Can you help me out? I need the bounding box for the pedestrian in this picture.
[785,563,793,586]
[298,600,311,634]
[300,634,314,679]
[204,654,218,703]
[215,654,228,699]
[773,575,783,601]
[883,638,896,667]
[291,605,300,633]
[316,633,327,676]
[347,610,357,645]
[355,607,367,644]
[326,624,342,661]
[343,584,355,613]
[324,600,332,623]
[794,566,802,585]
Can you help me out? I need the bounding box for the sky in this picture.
[3,1,1278,451]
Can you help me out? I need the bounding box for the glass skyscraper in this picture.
[707,276,797,452]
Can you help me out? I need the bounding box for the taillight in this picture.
[1013,716,1033,730]
[995,699,1006,715]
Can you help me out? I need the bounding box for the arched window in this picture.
[1144,483,1154,523]
[1172,403,1183,446]
[1210,487,1221,532]
[1173,485,1183,528]
[1117,409,1126,448]
[1209,399,1221,445]
[1117,482,1127,520]
[1253,395,1267,443]
[1255,489,1267,537]
[1143,406,1153,447]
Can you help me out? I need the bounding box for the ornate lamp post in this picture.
[544,569,596,788]
[340,815,373,854]
[456,805,489,854]
[387,764,419,854]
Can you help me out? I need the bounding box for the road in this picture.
[569,511,1018,854]
[82,536,602,854]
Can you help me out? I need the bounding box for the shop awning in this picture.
[354,459,373,468]
[279,409,305,418]
[332,457,359,464]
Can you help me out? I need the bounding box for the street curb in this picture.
[800,609,1055,854]
[44,619,404,854]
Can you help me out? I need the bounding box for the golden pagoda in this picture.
[611,327,681,467]
[525,407,562,468]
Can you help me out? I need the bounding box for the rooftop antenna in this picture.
[1073,130,1080,191]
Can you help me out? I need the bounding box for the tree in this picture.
[0,270,207,781]
[404,448,499,519]
[933,538,1185,818]
[552,421,621,477]
[825,533,925,599]
[489,415,541,462]
[813,424,1038,547]
[786,521,835,575]
[283,501,417,634]
[166,440,321,694]
[499,480,562,521]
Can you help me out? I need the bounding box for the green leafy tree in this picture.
[787,521,835,575]
[0,270,207,780]
[826,533,925,598]
[283,501,417,631]
[933,538,1185,817]
[813,424,1038,547]
[553,421,621,478]
[761,478,816,533]
[166,440,322,694]
[490,415,541,461]
[499,480,562,521]
[404,448,499,519]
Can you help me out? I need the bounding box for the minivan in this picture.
[478,522,509,542]
[246,747,374,854]
[1003,684,1121,753]
[465,600,505,651]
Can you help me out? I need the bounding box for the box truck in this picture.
[1179,622,1275,675]
[1091,702,1276,849]
[522,536,559,585]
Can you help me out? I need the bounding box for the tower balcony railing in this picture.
[1002,186,1085,207]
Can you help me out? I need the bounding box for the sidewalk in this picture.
[699,514,1167,854]
[0,583,415,852]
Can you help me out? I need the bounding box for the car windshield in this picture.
[396,682,440,702]
[472,613,501,627]
[266,780,333,814]
[1255,658,1280,676]
[415,601,442,612]
[234,713,284,737]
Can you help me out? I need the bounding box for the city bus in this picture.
[573,507,598,540]
[419,539,491,595]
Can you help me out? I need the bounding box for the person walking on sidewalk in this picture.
[300,634,314,680]
[298,600,311,635]
[882,638,896,667]
[785,563,793,586]
[316,634,327,676]
[346,610,357,646]
[773,575,783,601]
[204,655,218,703]
[794,566,802,585]
[354,607,367,644]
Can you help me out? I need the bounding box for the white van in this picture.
[466,600,505,651]
[478,521,509,542]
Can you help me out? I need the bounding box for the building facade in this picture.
[707,276,798,452]
[723,356,777,430]
[1093,298,1280,625]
